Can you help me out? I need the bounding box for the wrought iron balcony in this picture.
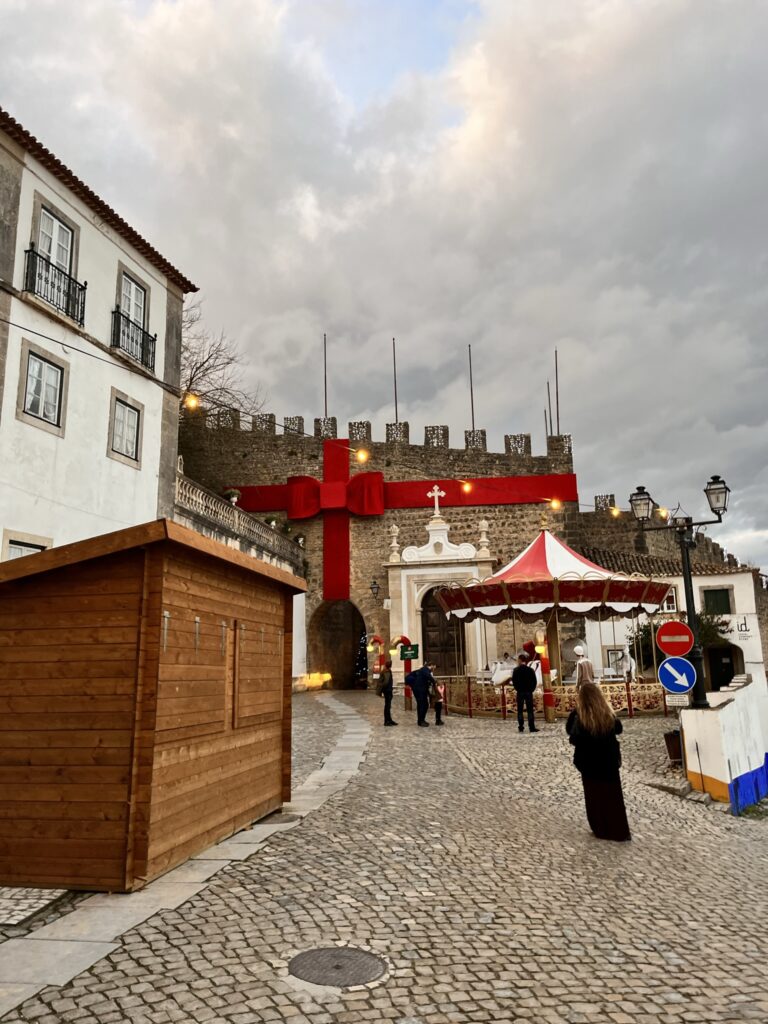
[24,246,87,325]
[111,307,156,372]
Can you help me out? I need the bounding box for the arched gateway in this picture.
[307,600,366,689]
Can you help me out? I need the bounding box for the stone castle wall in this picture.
[179,410,738,678]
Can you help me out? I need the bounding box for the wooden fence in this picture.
[441,677,668,719]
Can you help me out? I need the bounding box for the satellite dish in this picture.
[562,637,587,661]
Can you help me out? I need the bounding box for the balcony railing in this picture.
[111,307,156,372]
[24,246,87,325]
[174,473,305,577]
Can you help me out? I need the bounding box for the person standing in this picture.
[407,664,435,727]
[512,653,538,733]
[574,645,595,689]
[566,682,630,842]
[378,659,397,726]
[431,674,446,726]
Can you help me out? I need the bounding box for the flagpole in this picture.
[393,338,399,424]
[323,332,328,418]
[555,348,561,434]
[468,344,475,431]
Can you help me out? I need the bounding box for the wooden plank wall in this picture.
[145,546,290,880]
[0,551,143,890]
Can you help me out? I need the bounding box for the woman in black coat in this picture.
[566,682,630,842]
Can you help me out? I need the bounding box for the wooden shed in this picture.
[0,520,305,892]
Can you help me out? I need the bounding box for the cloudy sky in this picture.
[2,0,766,568]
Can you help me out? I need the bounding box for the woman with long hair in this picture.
[566,682,631,842]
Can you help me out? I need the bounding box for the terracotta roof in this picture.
[0,107,198,293]
[0,519,305,592]
[576,546,753,579]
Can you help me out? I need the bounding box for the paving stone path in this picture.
[4,693,768,1024]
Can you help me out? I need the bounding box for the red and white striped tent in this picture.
[435,529,671,623]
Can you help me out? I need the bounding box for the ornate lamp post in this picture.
[629,476,731,709]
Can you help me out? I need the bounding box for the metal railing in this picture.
[111,307,156,372]
[24,246,87,325]
[174,473,305,576]
[441,676,668,719]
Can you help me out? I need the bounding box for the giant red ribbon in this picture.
[236,439,579,600]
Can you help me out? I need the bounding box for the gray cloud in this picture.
[1,0,765,567]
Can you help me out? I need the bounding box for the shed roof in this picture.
[0,106,197,294]
[575,545,754,579]
[0,519,306,593]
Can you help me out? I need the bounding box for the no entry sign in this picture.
[656,620,694,658]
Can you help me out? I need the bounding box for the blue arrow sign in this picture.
[658,656,696,694]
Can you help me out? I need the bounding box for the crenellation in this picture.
[505,433,531,457]
[283,415,305,436]
[386,421,409,444]
[252,412,276,434]
[348,420,371,443]
[314,416,338,439]
[595,493,616,511]
[465,429,487,451]
[425,425,449,448]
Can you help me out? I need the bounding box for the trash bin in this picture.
[664,729,682,763]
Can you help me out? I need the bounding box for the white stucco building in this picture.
[0,107,197,558]
[576,549,767,690]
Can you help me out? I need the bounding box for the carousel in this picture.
[434,529,673,722]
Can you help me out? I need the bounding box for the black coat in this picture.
[512,664,537,694]
[566,710,623,779]
[408,667,434,701]
[379,669,393,697]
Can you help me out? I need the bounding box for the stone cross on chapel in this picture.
[427,484,447,516]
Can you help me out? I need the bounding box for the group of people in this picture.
[376,654,631,843]
[376,660,445,727]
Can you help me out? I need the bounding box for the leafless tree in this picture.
[180,299,264,418]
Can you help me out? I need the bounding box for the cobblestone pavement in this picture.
[291,692,346,787]
[5,694,768,1024]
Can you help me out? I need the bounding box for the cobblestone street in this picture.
[4,692,768,1024]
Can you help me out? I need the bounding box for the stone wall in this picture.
[179,411,740,682]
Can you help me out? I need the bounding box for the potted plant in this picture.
[222,488,241,505]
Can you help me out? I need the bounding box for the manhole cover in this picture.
[288,947,386,987]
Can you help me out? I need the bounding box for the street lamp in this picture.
[370,579,381,601]
[628,476,731,709]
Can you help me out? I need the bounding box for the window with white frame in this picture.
[112,399,141,460]
[39,208,73,273]
[24,352,63,425]
[661,586,678,613]
[8,540,47,559]
[121,273,146,327]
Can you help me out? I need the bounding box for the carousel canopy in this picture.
[436,530,671,623]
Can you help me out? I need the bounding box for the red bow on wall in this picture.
[286,472,385,519]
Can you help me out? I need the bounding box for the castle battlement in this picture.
[186,408,573,462]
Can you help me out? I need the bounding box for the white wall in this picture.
[0,150,178,552]
[12,157,169,376]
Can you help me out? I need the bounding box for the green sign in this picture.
[400,644,419,660]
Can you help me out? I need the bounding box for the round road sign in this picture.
[658,656,696,694]
[656,620,694,658]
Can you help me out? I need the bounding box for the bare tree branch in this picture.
[180,299,265,418]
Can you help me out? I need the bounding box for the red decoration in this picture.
[236,439,579,601]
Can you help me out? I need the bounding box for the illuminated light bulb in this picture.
[550,498,562,510]
[461,481,473,494]
[355,449,370,463]
[610,507,621,518]
[183,393,200,410]
[366,644,375,653]
[535,645,546,655]
[658,507,669,519]
[388,647,398,656]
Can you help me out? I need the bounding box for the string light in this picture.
[183,393,200,410]
[657,507,669,520]
[550,498,562,510]
[461,481,473,493]
[355,448,370,463]
[610,507,621,518]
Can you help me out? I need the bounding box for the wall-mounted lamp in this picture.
[370,579,381,601]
